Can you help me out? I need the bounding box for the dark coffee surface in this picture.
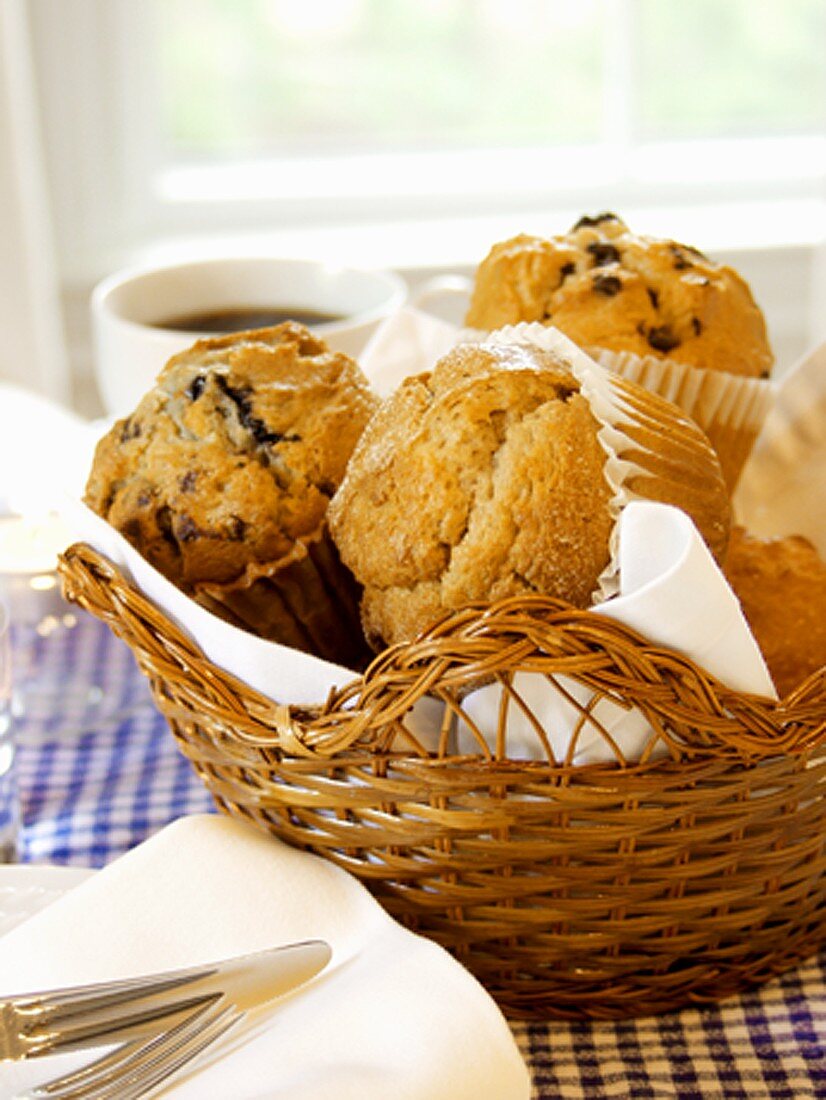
[156,306,345,334]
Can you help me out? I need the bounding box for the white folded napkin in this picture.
[734,338,826,556]
[0,383,100,515]
[457,501,776,763]
[357,304,459,398]
[0,814,531,1099]
[63,497,353,706]
[65,493,776,767]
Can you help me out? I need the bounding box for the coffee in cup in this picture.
[91,256,407,417]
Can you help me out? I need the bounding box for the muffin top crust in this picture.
[84,323,379,589]
[329,338,730,649]
[465,213,773,378]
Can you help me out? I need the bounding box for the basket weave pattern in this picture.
[60,543,826,1020]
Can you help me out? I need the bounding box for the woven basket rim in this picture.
[58,541,826,769]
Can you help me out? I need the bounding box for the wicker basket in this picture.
[59,542,826,1021]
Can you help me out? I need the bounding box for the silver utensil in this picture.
[1,939,331,1062]
[17,995,243,1099]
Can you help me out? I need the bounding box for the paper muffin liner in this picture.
[461,322,730,602]
[194,525,373,671]
[584,346,775,493]
[733,340,826,557]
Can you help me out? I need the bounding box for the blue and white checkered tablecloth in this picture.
[11,614,826,1099]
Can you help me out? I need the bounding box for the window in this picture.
[14,0,826,410]
[28,0,826,282]
[157,0,826,155]
[154,0,826,241]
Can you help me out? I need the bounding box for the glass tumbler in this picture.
[0,512,138,742]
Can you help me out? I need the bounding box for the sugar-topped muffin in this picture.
[328,338,731,650]
[85,323,379,668]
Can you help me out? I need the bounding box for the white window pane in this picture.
[637,0,826,140]
[155,0,605,161]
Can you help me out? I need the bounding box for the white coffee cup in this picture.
[91,256,408,418]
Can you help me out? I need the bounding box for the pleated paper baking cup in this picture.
[734,340,826,557]
[585,346,775,493]
[195,525,372,670]
[473,324,731,601]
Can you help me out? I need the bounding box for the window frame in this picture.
[26,0,826,286]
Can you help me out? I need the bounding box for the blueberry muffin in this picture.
[465,213,774,489]
[328,338,731,650]
[724,526,826,697]
[84,323,379,668]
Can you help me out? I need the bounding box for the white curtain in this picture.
[0,0,68,404]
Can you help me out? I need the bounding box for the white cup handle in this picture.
[408,273,473,317]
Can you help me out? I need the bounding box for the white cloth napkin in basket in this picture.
[0,814,531,1099]
[456,500,776,763]
[65,492,776,765]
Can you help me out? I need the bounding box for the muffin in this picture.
[724,526,826,697]
[84,323,379,668]
[328,334,731,650]
[465,213,774,490]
